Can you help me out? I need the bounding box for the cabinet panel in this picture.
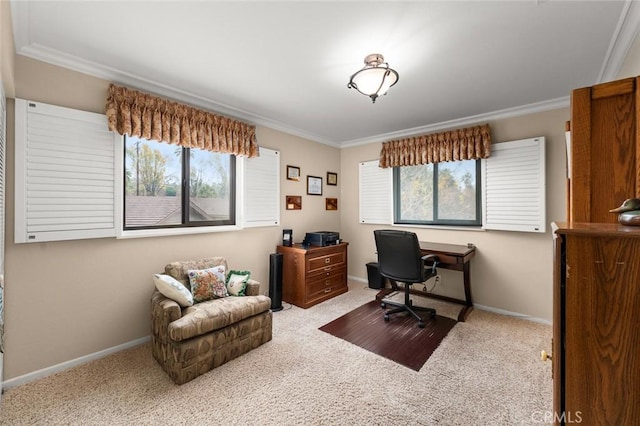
[554,223,640,425]
[565,234,640,425]
[569,77,639,223]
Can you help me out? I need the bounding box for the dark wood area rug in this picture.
[319,300,457,371]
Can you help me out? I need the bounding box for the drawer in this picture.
[307,280,347,304]
[307,251,345,272]
[430,253,457,265]
[306,263,344,280]
[307,269,346,294]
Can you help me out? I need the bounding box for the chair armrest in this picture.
[421,254,439,274]
[245,279,261,296]
[151,290,182,341]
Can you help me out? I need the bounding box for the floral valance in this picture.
[379,123,491,168]
[105,83,259,158]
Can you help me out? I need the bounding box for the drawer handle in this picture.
[324,288,332,293]
[324,267,332,272]
[325,258,331,264]
[325,280,330,285]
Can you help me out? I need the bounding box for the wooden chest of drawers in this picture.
[276,242,348,308]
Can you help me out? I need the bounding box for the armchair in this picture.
[151,257,272,384]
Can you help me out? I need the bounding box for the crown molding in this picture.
[8,0,588,150]
[13,40,571,151]
[598,0,640,82]
[339,96,570,148]
[15,42,339,147]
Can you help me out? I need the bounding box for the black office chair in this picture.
[374,229,439,328]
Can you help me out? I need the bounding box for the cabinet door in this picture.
[565,235,640,424]
[570,77,639,223]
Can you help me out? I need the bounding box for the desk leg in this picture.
[458,262,474,322]
[375,279,397,302]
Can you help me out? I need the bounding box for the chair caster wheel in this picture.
[418,321,425,328]
[430,311,436,319]
[384,314,390,322]
[381,302,386,309]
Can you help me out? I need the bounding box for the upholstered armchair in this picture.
[151,257,272,384]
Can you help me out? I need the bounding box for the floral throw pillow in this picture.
[226,270,250,296]
[188,266,227,303]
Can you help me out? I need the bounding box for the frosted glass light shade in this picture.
[347,53,399,103]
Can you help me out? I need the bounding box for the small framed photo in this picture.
[327,172,338,186]
[326,198,338,210]
[307,175,323,196]
[287,165,300,181]
[286,195,302,210]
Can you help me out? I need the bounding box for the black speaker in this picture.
[269,253,283,311]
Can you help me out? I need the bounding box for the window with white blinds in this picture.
[359,137,546,232]
[242,147,280,227]
[14,99,119,243]
[482,137,546,233]
[359,160,392,224]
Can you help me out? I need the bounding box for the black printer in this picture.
[304,231,340,247]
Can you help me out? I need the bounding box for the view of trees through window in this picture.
[124,136,233,228]
[396,160,479,225]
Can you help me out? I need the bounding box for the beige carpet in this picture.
[0,282,552,425]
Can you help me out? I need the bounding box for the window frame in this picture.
[114,135,246,239]
[121,135,236,232]
[393,159,482,227]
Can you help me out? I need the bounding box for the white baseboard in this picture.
[349,275,552,325]
[2,336,150,390]
[348,275,368,284]
[474,304,551,325]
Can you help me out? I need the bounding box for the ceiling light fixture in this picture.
[347,53,399,103]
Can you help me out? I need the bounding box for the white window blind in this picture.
[242,146,280,227]
[14,99,118,243]
[482,137,546,233]
[359,160,392,224]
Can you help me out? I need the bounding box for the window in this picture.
[359,137,545,233]
[15,100,278,242]
[394,159,481,226]
[124,136,235,230]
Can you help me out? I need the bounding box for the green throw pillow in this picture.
[226,270,250,296]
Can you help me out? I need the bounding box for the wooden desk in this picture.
[375,241,476,321]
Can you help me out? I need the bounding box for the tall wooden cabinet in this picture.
[276,242,348,309]
[553,222,640,425]
[569,76,640,223]
[552,75,640,425]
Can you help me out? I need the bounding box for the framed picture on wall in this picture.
[287,165,300,181]
[326,198,338,210]
[286,195,302,210]
[327,172,338,186]
[307,175,323,195]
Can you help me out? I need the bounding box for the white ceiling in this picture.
[10,1,640,147]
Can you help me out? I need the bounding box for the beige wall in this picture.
[340,107,569,322]
[1,0,15,97]
[3,57,340,380]
[617,31,640,79]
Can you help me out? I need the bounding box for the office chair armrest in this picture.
[421,254,439,274]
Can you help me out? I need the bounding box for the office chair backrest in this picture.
[374,229,425,283]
